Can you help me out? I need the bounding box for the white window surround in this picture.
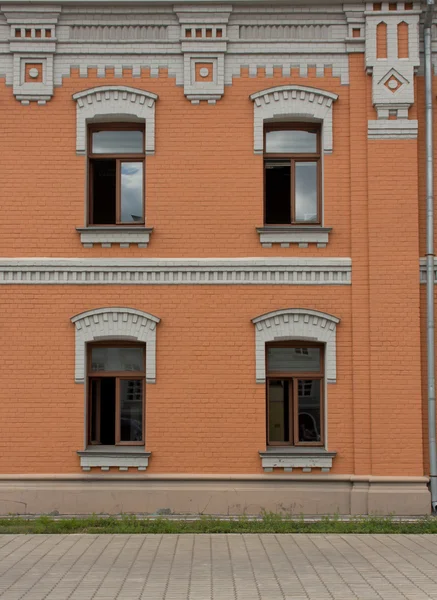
[250,85,338,247]
[249,85,339,156]
[77,446,151,472]
[72,85,158,156]
[256,226,332,248]
[71,307,161,384]
[258,448,337,473]
[76,227,153,249]
[72,86,157,248]
[251,308,340,384]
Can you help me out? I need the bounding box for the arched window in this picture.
[252,308,339,471]
[73,87,158,248]
[250,86,338,247]
[71,307,160,471]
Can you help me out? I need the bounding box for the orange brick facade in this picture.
[0,0,433,516]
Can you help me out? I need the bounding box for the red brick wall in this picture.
[0,55,426,477]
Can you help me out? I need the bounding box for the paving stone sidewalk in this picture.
[1,533,437,599]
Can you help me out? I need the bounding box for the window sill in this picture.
[76,227,153,248]
[256,226,332,248]
[259,447,337,473]
[77,446,151,471]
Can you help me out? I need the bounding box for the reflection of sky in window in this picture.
[295,163,317,222]
[92,130,143,154]
[268,347,320,373]
[266,130,317,153]
[91,347,144,371]
[121,162,144,222]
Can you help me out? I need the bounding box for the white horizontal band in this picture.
[0,258,352,285]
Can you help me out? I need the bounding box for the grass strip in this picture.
[1,514,437,534]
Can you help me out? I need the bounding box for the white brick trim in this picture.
[0,258,352,285]
[256,226,331,248]
[71,307,161,384]
[77,448,151,472]
[368,119,418,140]
[249,85,339,155]
[76,227,153,248]
[259,449,336,473]
[72,86,158,155]
[252,308,340,384]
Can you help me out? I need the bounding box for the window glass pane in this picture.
[265,162,291,224]
[267,347,321,374]
[91,347,144,373]
[121,162,144,223]
[92,130,143,154]
[295,162,318,223]
[298,379,321,443]
[120,379,143,442]
[266,129,318,154]
[268,380,289,443]
[100,377,116,445]
[91,159,116,224]
[90,380,100,443]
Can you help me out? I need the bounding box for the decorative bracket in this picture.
[176,6,231,104]
[365,1,420,138]
[3,5,60,105]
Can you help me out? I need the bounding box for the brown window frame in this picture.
[87,341,146,446]
[87,123,146,227]
[263,123,322,226]
[266,341,324,447]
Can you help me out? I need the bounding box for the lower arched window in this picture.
[88,342,146,446]
[266,342,324,447]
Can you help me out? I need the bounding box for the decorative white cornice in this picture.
[71,307,161,384]
[249,85,339,155]
[0,258,352,285]
[72,86,158,155]
[252,308,340,384]
[0,3,356,98]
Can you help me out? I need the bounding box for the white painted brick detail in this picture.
[73,86,158,155]
[0,3,355,103]
[77,228,153,248]
[252,308,340,384]
[71,307,160,384]
[250,85,338,155]
[259,450,336,471]
[257,227,331,246]
[365,3,420,139]
[78,451,151,471]
[368,119,418,139]
[0,258,352,286]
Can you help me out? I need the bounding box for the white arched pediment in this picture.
[72,86,158,155]
[71,307,160,384]
[249,85,338,155]
[252,308,340,384]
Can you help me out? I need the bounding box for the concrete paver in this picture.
[0,534,437,599]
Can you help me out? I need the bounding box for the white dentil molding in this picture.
[0,258,352,285]
[0,2,359,102]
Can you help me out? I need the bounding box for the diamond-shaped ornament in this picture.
[384,75,403,93]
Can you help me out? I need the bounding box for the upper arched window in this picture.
[72,86,158,248]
